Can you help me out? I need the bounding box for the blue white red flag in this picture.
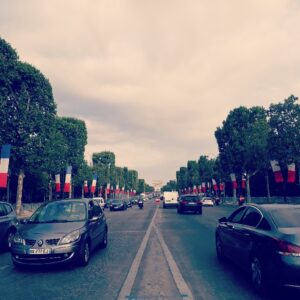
[64,166,72,193]
[0,144,11,188]
[84,180,89,193]
[91,175,97,194]
[55,174,61,192]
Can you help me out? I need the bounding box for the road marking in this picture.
[0,265,10,271]
[153,223,195,300]
[117,207,159,300]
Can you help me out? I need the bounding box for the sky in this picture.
[1,0,300,185]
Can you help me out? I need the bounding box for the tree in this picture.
[161,180,177,192]
[268,95,300,200]
[176,167,188,192]
[0,38,57,213]
[187,160,200,188]
[215,106,269,201]
[198,155,215,183]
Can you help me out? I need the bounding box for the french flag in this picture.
[242,177,246,189]
[90,175,97,194]
[116,184,120,194]
[212,179,218,191]
[201,182,206,193]
[230,173,237,189]
[0,144,11,188]
[219,183,225,191]
[84,180,89,194]
[270,160,284,183]
[55,174,61,193]
[64,166,72,193]
[106,183,110,194]
[287,163,296,183]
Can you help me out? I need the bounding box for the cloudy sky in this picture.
[1,0,300,185]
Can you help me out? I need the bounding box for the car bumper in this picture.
[179,205,202,212]
[11,242,80,266]
[278,255,300,287]
[163,202,178,208]
[110,206,124,211]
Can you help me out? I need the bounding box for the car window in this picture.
[4,204,13,214]
[240,207,262,227]
[0,204,8,217]
[180,196,199,202]
[257,218,271,231]
[228,207,247,223]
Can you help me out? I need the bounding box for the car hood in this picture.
[18,222,85,239]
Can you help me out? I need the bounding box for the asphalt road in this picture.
[1,201,300,300]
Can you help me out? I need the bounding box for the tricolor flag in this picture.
[84,180,89,194]
[64,166,72,193]
[193,185,197,194]
[270,160,284,183]
[90,175,97,194]
[0,144,11,188]
[230,173,237,189]
[212,179,218,191]
[106,183,110,194]
[242,177,246,189]
[219,182,225,191]
[116,184,120,194]
[287,163,296,183]
[201,182,206,193]
[55,174,61,193]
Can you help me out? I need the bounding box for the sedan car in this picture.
[110,199,127,211]
[216,204,300,293]
[177,195,202,214]
[0,202,18,250]
[11,199,108,267]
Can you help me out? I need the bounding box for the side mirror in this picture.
[218,217,227,223]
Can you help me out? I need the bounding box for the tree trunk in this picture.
[16,169,25,215]
[246,174,251,203]
[265,171,270,201]
[49,179,53,201]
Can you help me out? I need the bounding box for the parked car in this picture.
[177,195,202,214]
[11,199,108,267]
[201,197,214,207]
[0,202,18,250]
[215,204,300,293]
[110,200,127,211]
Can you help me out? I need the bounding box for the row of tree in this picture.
[164,95,300,201]
[0,37,153,212]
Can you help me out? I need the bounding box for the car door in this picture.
[230,207,263,267]
[91,201,104,247]
[219,206,247,258]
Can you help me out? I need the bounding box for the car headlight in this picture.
[13,233,25,245]
[59,230,80,245]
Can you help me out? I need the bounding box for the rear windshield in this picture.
[180,196,200,202]
[270,207,300,228]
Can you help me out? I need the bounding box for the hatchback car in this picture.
[0,202,18,250]
[201,197,214,207]
[216,204,300,293]
[11,199,108,267]
[177,195,202,214]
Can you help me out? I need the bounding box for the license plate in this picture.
[189,202,196,205]
[29,248,51,255]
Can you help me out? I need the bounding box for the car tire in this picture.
[78,240,90,266]
[250,255,269,293]
[216,236,225,261]
[100,230,108,249]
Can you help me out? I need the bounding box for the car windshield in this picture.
[270,207,300,228]
[181,196,199,202]
[112,200,122,204]
[29,201,86,223]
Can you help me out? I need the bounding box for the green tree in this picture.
[187,160,200,188]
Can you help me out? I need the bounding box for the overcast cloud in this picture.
[1,0,300,184]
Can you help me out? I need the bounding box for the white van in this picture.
[162,191,179,208]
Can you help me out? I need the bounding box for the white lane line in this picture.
[153,223,195,300]
[0,265,10,271]
[117,207,158,300]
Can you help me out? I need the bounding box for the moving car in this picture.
[110,199,127,211]
[0,202,17,250]
[11,199,108,267]
[215,204,300,293]
[177,195,202,214]
[162,191,179,208]
[201,197,214,207]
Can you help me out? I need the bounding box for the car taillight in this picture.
[181,201,188,205]
[197,201,202,204]
[276,240,300,256]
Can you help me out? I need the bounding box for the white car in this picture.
[201,197,214,206]
[93,197,105,209]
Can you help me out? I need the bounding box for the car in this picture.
[110,199,127,211]
[216,204,300,293]
[124,199,132,208]
[177,195,202,214]
[162,191,179,208]
[0,201,18,250]
[201,197,214,206]
[92,197,105,209]
[11,198,108,267]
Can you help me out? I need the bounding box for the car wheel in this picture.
[216,236,225,261]
[250,255,269,293]
[78,240,90,266]
[100,230,108,249]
